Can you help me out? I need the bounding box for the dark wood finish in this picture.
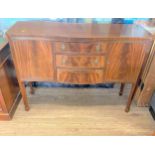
[7,22,151,40]
[125,84,137,112]
[29,82,35,94]
[18,81,30,111]
[56,55,105,68]
[104,41,152,83]
[10,40,54,81]
[135,42,155,106]
[57,69,104,84]
[0,42,21,120]
[54,42,108,54]
[119,83,125,96]
[6,22,154,112]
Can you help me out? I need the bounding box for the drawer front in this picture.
[57,69,104,84]
[54,42,108,54]
[56,55,105,68]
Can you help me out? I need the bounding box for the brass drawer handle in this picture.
[96,44,100,52]
[93,58,99,64]
[61,58,66,65]
[61,44,66,50]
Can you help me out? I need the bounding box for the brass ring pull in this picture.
[62,58,66,64]
[93,58,99,64]
[96,44,100,52]
[61,44,66,50]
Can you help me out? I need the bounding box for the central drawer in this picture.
[54,42,108,54]
[57,69,104,84]
[56,55,105,68]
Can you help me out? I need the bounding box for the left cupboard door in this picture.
[11,40,54,81]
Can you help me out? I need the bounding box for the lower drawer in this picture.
[57,69,104,84]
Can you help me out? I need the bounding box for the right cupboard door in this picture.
[104,40,153,83]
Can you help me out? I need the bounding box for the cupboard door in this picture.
[11,40,54,81]
[104,41,152,83]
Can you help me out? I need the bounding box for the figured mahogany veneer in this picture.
[11,40,54,81]
[57,69,104,84]
[56,55,105,68]
[54,42,108,54]
[6,22,154,112]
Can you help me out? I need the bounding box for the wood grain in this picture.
[0,43,20,120]
[136,45,155,106]
[104,41,151,83]
[7,22,152,41]
[0,56,19,111]
[56,55,105,68]
[11,40,54,81]
[57,69,104,84]
[6,22,154,112]
[54,42,108,54]
[0,86,155,135]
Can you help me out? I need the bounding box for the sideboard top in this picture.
[6,21,153,41]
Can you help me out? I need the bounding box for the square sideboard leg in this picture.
[18,81,30,111]
[29,82,35,95]
[125,84,137,112]
[119,83,125,96]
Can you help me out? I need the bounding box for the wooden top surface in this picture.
[6,21,153,41]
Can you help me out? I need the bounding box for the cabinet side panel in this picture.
[137,45,155,106]
[0,56,19,111]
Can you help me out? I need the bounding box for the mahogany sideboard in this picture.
[6,21,154,112]
[0,41,21,120]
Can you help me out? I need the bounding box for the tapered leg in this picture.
[19,81,30,111]
[125,84,137,112]
[119,83,125,96]
[29,82,35,94]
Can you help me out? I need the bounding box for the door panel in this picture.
[11,40,54,81]
[104,41,152,83]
